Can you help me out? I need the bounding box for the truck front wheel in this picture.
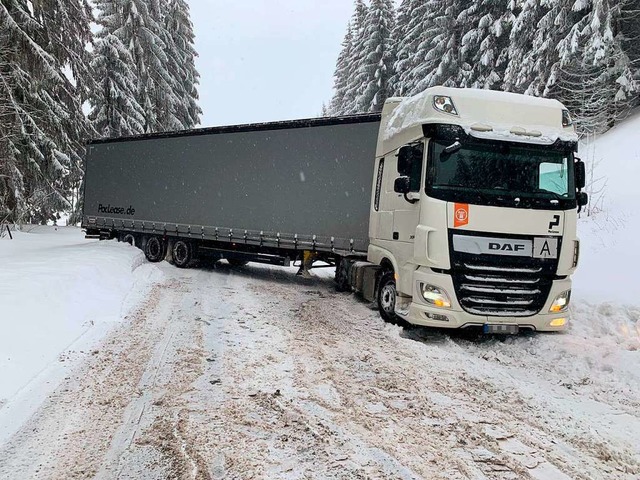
[377,272,398,323]
[144,236,165,263]
[172,240,192,268]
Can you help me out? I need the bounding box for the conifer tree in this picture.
[0,0,92,223]
[354,0,396,112]
[404,0,445,94]
[504,0,545,93]
[343,0,369,114]
[417,0,464,90]
[328,23,354,116]
[89,32,146,138]
[389,0,414,96]
[461,0,514,89]
[164,0,202,129]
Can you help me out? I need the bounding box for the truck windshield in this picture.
[427,140,576,209]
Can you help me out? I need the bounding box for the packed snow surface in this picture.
[0,227,160,442]
[0,114,638,478]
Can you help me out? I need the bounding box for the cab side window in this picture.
[408,143,424,192]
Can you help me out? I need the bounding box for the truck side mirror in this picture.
[394,176,411,195]
[397,146,413,176]
[577,192,588,207]
[575,159,586,190]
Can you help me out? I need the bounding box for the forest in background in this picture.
[3,1,639,224]
[0,0,201,224]
[328,0,640,137]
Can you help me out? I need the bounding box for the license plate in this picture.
[483,324,519,335]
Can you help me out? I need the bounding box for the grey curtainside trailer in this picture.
[82,114,382,269]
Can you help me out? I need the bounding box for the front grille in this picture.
[450,232,559,317]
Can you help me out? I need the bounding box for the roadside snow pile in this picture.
[0,226,161,442]
[573,112,640,340]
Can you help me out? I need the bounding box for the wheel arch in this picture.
[368,244,399,275]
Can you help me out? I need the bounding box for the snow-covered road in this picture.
[1,256,637,479]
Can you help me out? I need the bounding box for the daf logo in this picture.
[489,241,527,252]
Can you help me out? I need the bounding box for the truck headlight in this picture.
[433,96,459,116]
[550,290,571,313]
[420,283,451,308]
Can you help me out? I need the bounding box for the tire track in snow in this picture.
[1,262,637,479]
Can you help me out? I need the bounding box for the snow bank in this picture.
[0,227,161,442]
[574,111,640,305]
[571,112,640,359]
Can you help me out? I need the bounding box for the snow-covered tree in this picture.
[89,32,146,138]
[416,0,465,90]
[342,0,369,114]
[549,0,639,134]
[163,0,202,129]
[328,23,354,115]
[0,0,92,223]
[460,0,513,89]
[354,0,396,112]
[504,0,543,93]
[91,0,202,134]
[620,0,640,90]
[389,0,415,96]
[404,0,449,94]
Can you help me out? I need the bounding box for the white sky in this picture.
[189,1,354,127]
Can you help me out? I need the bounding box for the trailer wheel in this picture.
[172,240,192,268]
[377,271,399,323]
[144,236,165,263]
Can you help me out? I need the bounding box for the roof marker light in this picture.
[470,123,493,132]
[433,96,459,116]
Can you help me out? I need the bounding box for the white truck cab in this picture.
[366,87,586,333]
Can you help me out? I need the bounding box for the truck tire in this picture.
[377,271,399,324]
[172,240,192,268]
[144,236,165,263]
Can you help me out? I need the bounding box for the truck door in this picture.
[392,143,423,244]
[372,142,423,245]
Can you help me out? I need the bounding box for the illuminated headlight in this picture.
[550,290,571,313]
[420,283,452,308]
[433,96,459,116]
[562,109,573,127]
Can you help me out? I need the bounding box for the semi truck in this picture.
[82,86,587,333]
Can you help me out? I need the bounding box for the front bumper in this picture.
[397,268,571,332]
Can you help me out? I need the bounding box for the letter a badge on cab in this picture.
[454,203,469,228]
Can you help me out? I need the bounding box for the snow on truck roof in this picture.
[381,86,578,153]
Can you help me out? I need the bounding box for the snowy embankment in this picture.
[572,112,640,347]
[0,227,161,442]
